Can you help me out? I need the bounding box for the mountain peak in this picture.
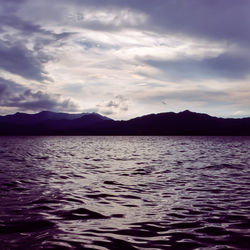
[38,110,54,114]
[1,110,250,135]
[179,110,193,114]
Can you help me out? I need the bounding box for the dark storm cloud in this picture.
[144,52,250,80]
[0,2,76,82]
[0,12,75,40]
[6,90,77,111]
[0,78,26,98]
[0,1,44,36]
[0,23,73,82]
[0,15,51,36]
[0,77,78,112]
[0,40,49,81]
[0,13,52,82]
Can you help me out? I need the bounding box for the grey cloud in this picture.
[139,88,236,109]
[106,100,119,108]
[54,32,76,40]
[4,0,249,49]
[0,10,76,82]
[4,0,250,46]
[0,13,76,41]
[142,0,250,45]
[159,90,230,104]
[7,90,77,111]
[97,95,129,115]
[57,0,250,45]
[1,0,250,118]
[65,9,147,32]
[76,39,118,51]
[100,110,114,116]
[144,52,250,80]
[0,77,78,112]
[0,40,49,81]
[0,15,51,36]
[0,77,25,98]
[0,0,26,14]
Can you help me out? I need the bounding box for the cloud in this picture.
[0,77,78,112]
[1,0,250,119]
[0,0,26,14]
[0,14,51,36]
[144,89,230,105]
[6,90,78,112]
[4,0,250,46]
[89,0,250,45]
[0,8,76,82]
[0,13,75,40]
[38,0,250,46]
[134,85,250,117]
[66,8,147,31]
[0,40,51,81]
[144,51,250,80]
[97,95,129,116]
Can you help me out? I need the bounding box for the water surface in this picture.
[0,136,250,249]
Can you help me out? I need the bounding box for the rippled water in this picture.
[0,136,250,249]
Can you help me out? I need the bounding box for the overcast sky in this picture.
[0,0,250,119]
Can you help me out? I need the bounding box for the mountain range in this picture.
[0,110,250,135]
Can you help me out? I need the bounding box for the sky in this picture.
[0,0,250,120]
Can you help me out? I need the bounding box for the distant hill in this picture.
[0,111,109,125]
[0,110,250,135]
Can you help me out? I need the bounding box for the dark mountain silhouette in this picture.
[0,111,112,135]
[0,111,109,125]
[0,110,250,135]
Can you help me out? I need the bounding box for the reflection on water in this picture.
[0,136,250,249]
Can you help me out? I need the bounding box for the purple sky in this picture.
[0,0,250,119]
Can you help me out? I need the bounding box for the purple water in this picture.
[0,136,250,249]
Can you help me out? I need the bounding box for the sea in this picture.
[0,136,250,249]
